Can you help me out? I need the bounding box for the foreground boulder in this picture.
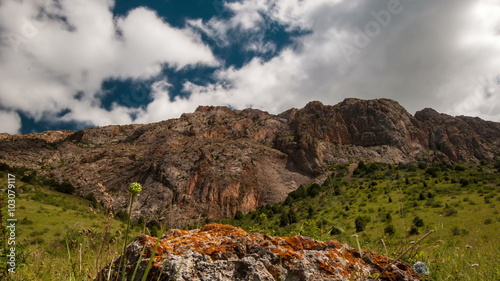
[97,224,422,281]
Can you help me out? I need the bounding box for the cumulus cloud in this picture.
[0,111,21,134]
[0,0,217,133]
[181,0,500,121]
[1,0,499,133]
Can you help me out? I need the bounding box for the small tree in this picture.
[413,216,424,227]
[307,206,315,219]
[384,224,396,236]
[279,211,289,227]
[234,210,244,220]
[355,215,371,232]
[409,225,419,236]
[418,193,426,201]
[307,183,321,197]
[459,178,469,187]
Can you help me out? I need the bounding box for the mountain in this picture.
[0,98,499,226]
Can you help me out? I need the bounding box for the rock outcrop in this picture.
[0,98,498,225]
[97,224,422,281]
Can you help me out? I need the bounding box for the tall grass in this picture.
[1,162,499,280]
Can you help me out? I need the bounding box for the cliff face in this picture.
[97,224,422,281]
[0,98,498,224]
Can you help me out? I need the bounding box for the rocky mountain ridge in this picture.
[0,98,499,225]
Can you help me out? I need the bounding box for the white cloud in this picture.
[1,0,499,133]
[0,0,217,130]
[0,111,21,134]
[181,0,500,121]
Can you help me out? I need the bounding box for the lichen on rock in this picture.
[97,224,422,281]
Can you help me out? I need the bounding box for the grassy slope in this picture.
[0,172,133,280]
[218,162,500,280]
[0,162,499,280]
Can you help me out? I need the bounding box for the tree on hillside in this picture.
[355,215,371,232]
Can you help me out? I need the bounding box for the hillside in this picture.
[218,161,500,280]
[2,162,498,280]
[0,98,499,227]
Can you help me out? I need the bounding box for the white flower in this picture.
[413,261,430,275]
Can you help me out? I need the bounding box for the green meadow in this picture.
[0,172,129,280]
[0,161,499,280]
[218,162,500,280]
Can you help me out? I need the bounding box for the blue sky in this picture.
[0,0,499,134]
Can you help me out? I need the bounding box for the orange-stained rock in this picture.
[97,224,422,281]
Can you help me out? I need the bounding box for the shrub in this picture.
[307,183,321,197]
[234,210,244,220]
[451,226,468,236]
[409,225,419,236]
[279,209,298,227]
[418,193,426,201]
[459,178,469,187]
[418,162,428,170]
[19,217,34,225]
[354,215,371,232]
[307,206,315,219]
[289,185,307,200]
[425,167,438,178]
[384,224,396,236]
[385,212,392,222]
[443,208,458,216]
[413,216,424,227]
[115,210,128,222]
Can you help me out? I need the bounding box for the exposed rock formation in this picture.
[97,224,422,281]
[0,98,498,225]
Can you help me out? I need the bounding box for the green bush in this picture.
[408,225,419,236]
[425,167,438,178]
[413,216,424,227]
[384,224,396,236]
[234,210,244,220]
[354,215,371,232]
[443,208,458,216]
[307,183,321,197]
[451,226,468,236]
[115,210,128,221]
[459,178,469,187]
[279,209,298,227]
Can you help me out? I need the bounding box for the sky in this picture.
[0,0,499,134]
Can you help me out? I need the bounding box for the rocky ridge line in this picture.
[0,98,498,225]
